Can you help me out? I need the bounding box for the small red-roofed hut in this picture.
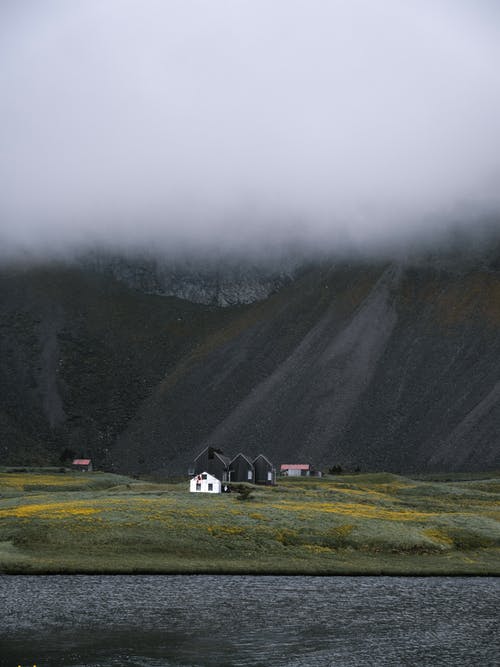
[72,459,93,472]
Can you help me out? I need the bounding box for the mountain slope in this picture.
[113,258,500,474]
[0,263,242,466]
[1,253,500,473]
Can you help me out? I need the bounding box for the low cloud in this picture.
[1,0,500,259]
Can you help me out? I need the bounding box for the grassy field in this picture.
[0,469,499,575]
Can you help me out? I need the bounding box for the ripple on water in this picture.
[0,575,499,667]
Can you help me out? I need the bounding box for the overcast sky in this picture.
[1,0,500,258]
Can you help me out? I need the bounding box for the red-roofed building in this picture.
[280,464,321,477]
[72,459,93,472]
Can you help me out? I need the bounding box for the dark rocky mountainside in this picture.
[79,251,298,306]
[1,248,500,474]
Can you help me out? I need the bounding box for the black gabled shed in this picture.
[253,454,276,485]
[194,446,230,482]
[229,453,255,483]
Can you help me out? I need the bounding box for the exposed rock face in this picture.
[1,247,500,474]
[79,252,298,306]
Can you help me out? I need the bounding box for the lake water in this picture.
[0,575,498,666]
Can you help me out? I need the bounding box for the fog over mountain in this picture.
[2,2,500,473]
[1,0,500,259]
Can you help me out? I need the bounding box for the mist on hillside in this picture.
[1,0,500,261]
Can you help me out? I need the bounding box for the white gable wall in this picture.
[190,472,221,493]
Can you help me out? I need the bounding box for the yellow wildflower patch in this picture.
[0,473,89,491]
[331,524,354,538]
[273,500,435,521]
[423,528,454,546]
[302,544,333,553]
[0,502,98,519]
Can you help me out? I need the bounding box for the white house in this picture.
[189,472,221,494]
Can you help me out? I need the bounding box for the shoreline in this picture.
[2,569,499,577]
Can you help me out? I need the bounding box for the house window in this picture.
[196,483,201,491]
[208,483,213,491]
[202,473,207,479]
[247,470,253,480]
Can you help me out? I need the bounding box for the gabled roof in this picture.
[280,464,311,471]
[72,459,91,465]
[194,446,210,461]
[253,454,273,466]
[194,446,230,468]
[217,453,231,466]
[230,452,254,467]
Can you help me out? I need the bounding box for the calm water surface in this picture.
[0,575,498,666]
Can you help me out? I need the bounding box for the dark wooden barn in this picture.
[229,453,255,482]
[193,446,230,481]
[253,454,275,485]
